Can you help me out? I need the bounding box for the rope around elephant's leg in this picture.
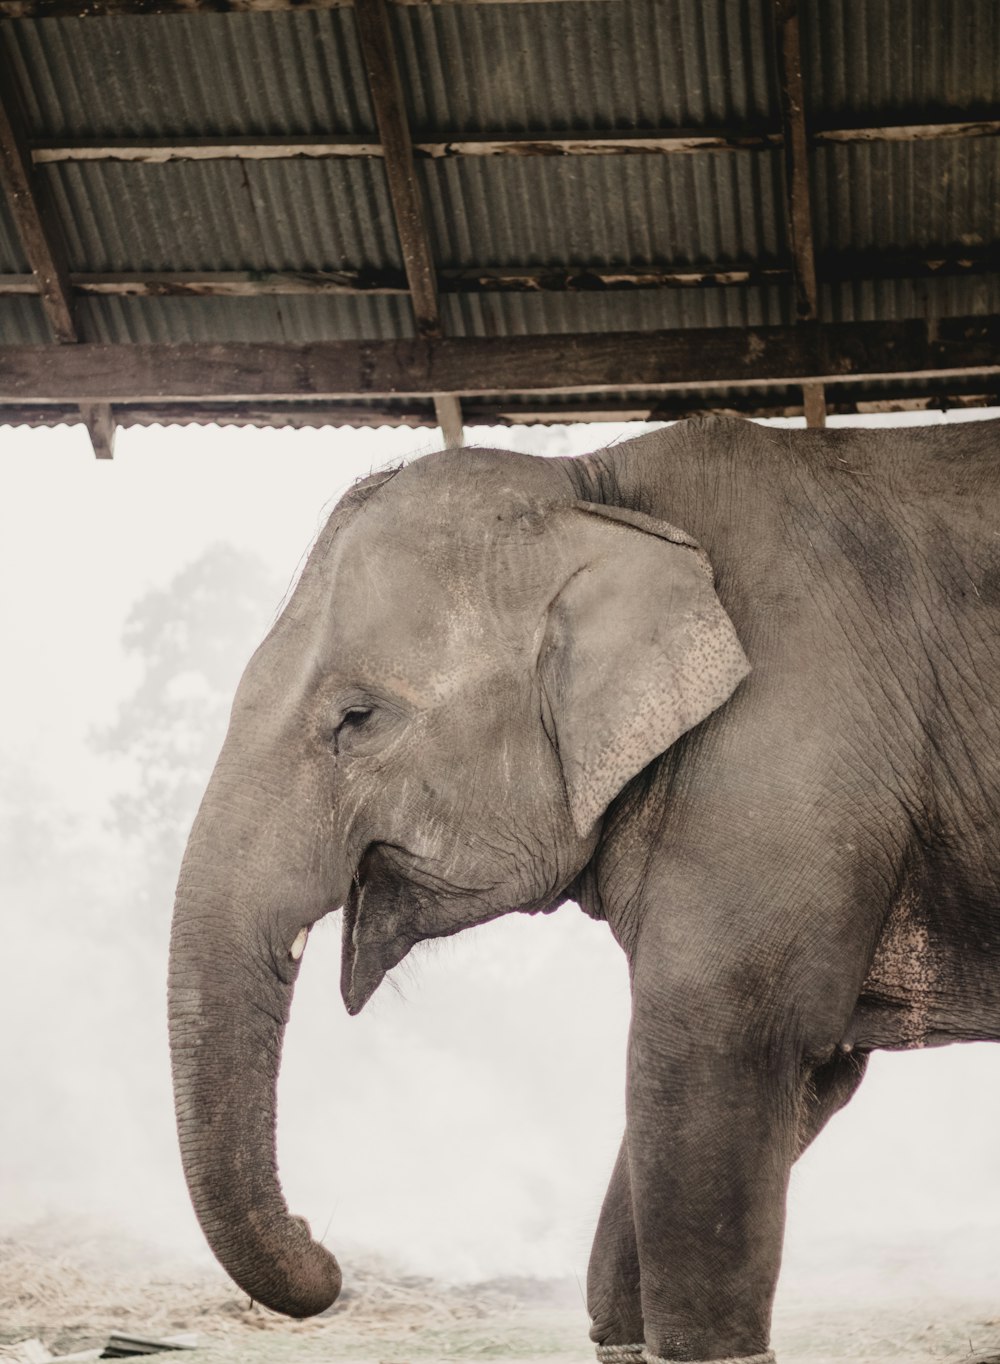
[595,1345,644,1363]
[596,1341,776,1363]
[642,1351,775,1364]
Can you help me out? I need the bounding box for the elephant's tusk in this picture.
[290,927,309,961]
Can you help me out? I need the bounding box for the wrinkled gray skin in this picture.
[169,416,1000,1361]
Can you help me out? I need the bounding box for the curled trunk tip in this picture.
[226,1217,342,1318]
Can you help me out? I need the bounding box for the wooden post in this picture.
[0,74,115,456]
[354,0,464,443]
[80,401,117,458]
[773,0,825,428]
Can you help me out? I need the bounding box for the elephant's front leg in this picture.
[627,969,803,1363]
[587,1137,644,1360]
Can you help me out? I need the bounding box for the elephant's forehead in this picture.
[318,523,499,686]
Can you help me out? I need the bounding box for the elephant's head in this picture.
[167,447,748,1317]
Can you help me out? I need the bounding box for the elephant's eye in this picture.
[331,706,374,755]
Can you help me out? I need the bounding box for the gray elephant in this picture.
[168,415,1000,1364]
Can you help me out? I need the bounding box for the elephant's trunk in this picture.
[168,797,343,1317]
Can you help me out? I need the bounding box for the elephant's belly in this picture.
[845,888,1000,1051]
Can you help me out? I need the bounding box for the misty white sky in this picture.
[2,412,1000,1312]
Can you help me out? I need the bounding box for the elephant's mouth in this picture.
[339,844,417,1016]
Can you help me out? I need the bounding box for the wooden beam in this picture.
[812,118,1000,146]
[0,263,792,297]
[0,87,76,342]
[773,1,818,323]
[3,382,998,432]
[32,137,385,163]
[2,247,996,300]
[1,319,996,404]
[80,400,117,457]
[1,0,617,12]
[434,394,463,447]
[466,387,1000,425]
[30,129,784,163]
[773,0,825,427]
[28,118,1000,167]
[353,0,439,336]
[353,0,462,439]
[801,382,827,428]
[0,66,113,457]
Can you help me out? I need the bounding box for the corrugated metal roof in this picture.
[39,159,403,273]
[74,293,414,344]
[0,297,49,343]
[804,0,1000,118]
[419,151,788,269]
[0,190,28,273]
[4,11,376,139]
[822,274,1000,324]
[392,0,779,134]
[441,283,794,338]
[811,139,1000,253]
[0,0,997,427]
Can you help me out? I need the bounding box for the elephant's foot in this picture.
[642,1352,775,1364]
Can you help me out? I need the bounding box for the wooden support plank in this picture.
[3,382,999,432]
[801,383,827,428]
[353,0,462,440]
[813,118,1000,145]
[467,387,1000,425]
[0,263,793,297]
[0,68,110,457]
[773,1,818,321]
[434,394,463,447]
[2,247,996,300]
[773,0,825,427]
[1,0,616,13]
[0,319,997,404]
[32,137,385,163]
[64,269,410,296]
[80,401,116,457]
[28,118,1000,166]
[353,0,440,336]
[0,87,77,342]
[30,129,783,163]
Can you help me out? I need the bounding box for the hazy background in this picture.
[3,413,1000,1317]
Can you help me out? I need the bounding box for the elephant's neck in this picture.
[570,416,738,541]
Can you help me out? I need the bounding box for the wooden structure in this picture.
[0,0,997,458]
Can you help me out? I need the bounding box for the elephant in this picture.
[168,414,1000,1364]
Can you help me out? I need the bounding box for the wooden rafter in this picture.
[773,0,825,428]
[0,90,76,343]
[1,246,997,300]
[352,0,437,330]
[0,319,996,404]
[0,76,114,455]
[26,117,1000,166]
[811,118,1000,145]
[353,0,462,446]
[0,263,791,296]
[3,382,999,432]
[0,0,625,12]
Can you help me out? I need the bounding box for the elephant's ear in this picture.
[538,502,749,837]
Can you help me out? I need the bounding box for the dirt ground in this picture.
[2,1223,999,1364]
